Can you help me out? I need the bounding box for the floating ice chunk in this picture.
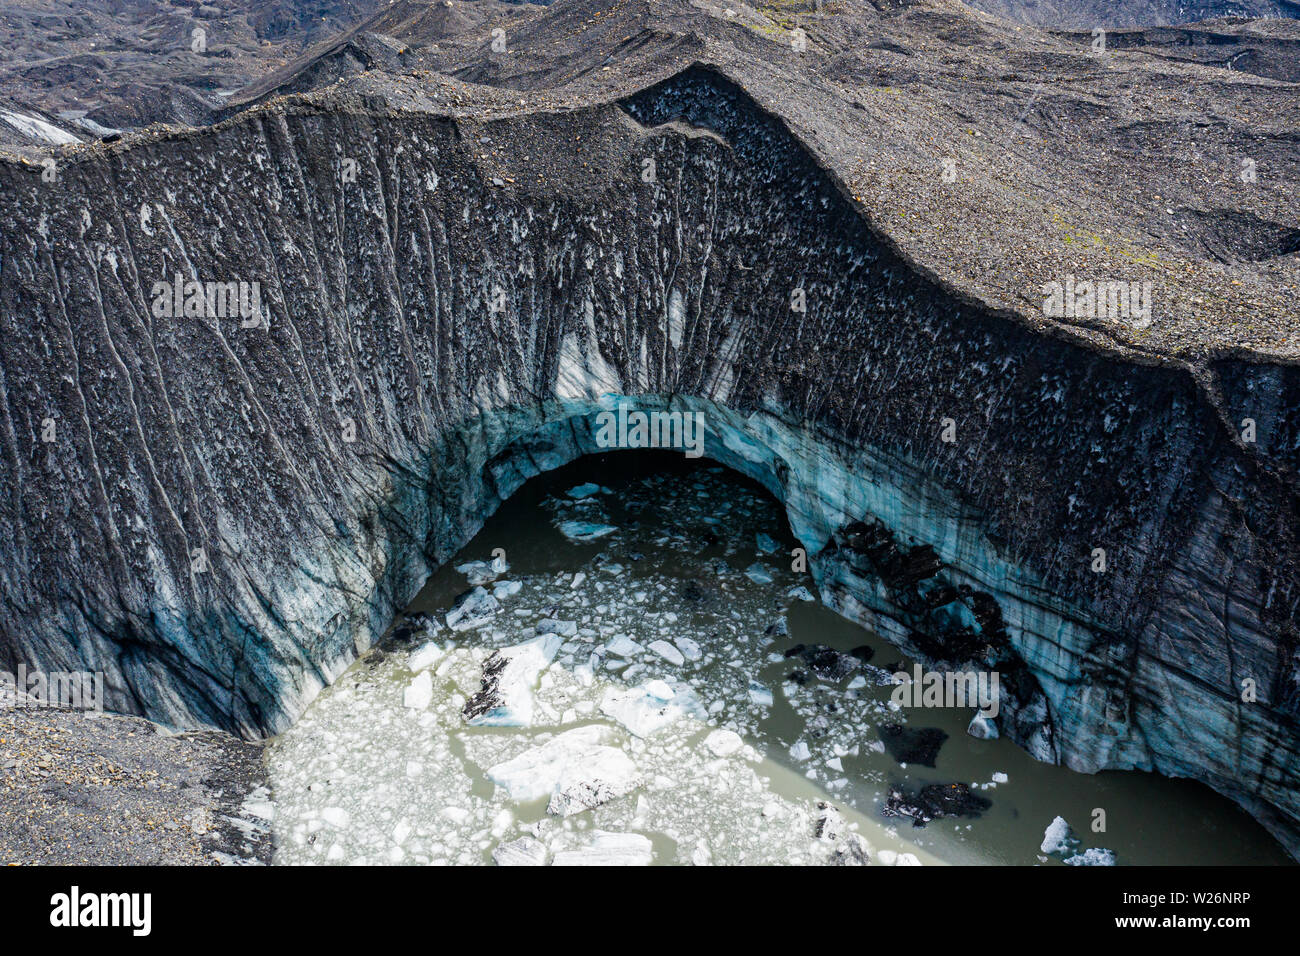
[492,836,549,866]
[790,741,811,761]
[321,807,350,829]
[393,821,411,844]
[445,586,502,632]
[787,585,816,602]
[601,682,702,737]
[991,772,1008,785]
[493,580,523,601]
[537,618,578,638]
[552,831,653,866]
[485,726,639,817]
[558,520,618,543]
[644,679,675,701]
[463,634,563,726]
[606,634,644,657]
[877,849,897,865]
[846,676,866,691]
[1064,847,1117,866]
[967,713,999,740]
[744,563,774,585]
[704,729,744,757]
[404,671,434,710]
[566,483,606,500]
[674,637,702,662]
[457,553,508,585]
[748,681,774,707]
[648,640,685,666]
[755,533,780,555]
[1040,816,1078,855]
[408,641,444,673]
[896,853,921,866]
[813,802,872,865]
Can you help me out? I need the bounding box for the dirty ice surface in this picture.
[264,453,1292,866]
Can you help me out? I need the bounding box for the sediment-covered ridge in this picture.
[1,9,1299,854]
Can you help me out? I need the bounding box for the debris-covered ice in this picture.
[463,634,563,726]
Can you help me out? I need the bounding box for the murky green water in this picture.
[265,452,1291,865]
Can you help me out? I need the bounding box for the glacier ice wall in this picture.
[0,67,1297,853]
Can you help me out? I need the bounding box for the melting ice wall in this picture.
[0,68,1297,853]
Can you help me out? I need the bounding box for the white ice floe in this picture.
[493,580,523,600]
[744,563,774,585]
[446,586,502,631]
[404,671,434,710]
[647,640,685,666]
[551,831,654,866]
[492,836,549,866]
[463,634,563,727]
[967,713,999,740]
[537,618,578,638]
[557,520,618,543]
[485,725,639,817]
[457,553,509,585]
[704,729,745,757]
[408,641,444,673]
[321,807,350,829]
[1040,816,1078,855]
[675,637,702,662]
[606,634,645,657]
[600,681,701,737]
[1064,847,1117,866]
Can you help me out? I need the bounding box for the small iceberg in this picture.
[600,681,703,737]
[485,725,639,817]
[558,520,618,543]
[552,831,653,866]
[606,634,645,657]
[445,586,502,632]
[566,483,608,500]
[744,563,774,585]
[407,641,444,673]
[457,553,508,585]
[463,634,563,726]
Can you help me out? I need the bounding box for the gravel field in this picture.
[0,702,270,866]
